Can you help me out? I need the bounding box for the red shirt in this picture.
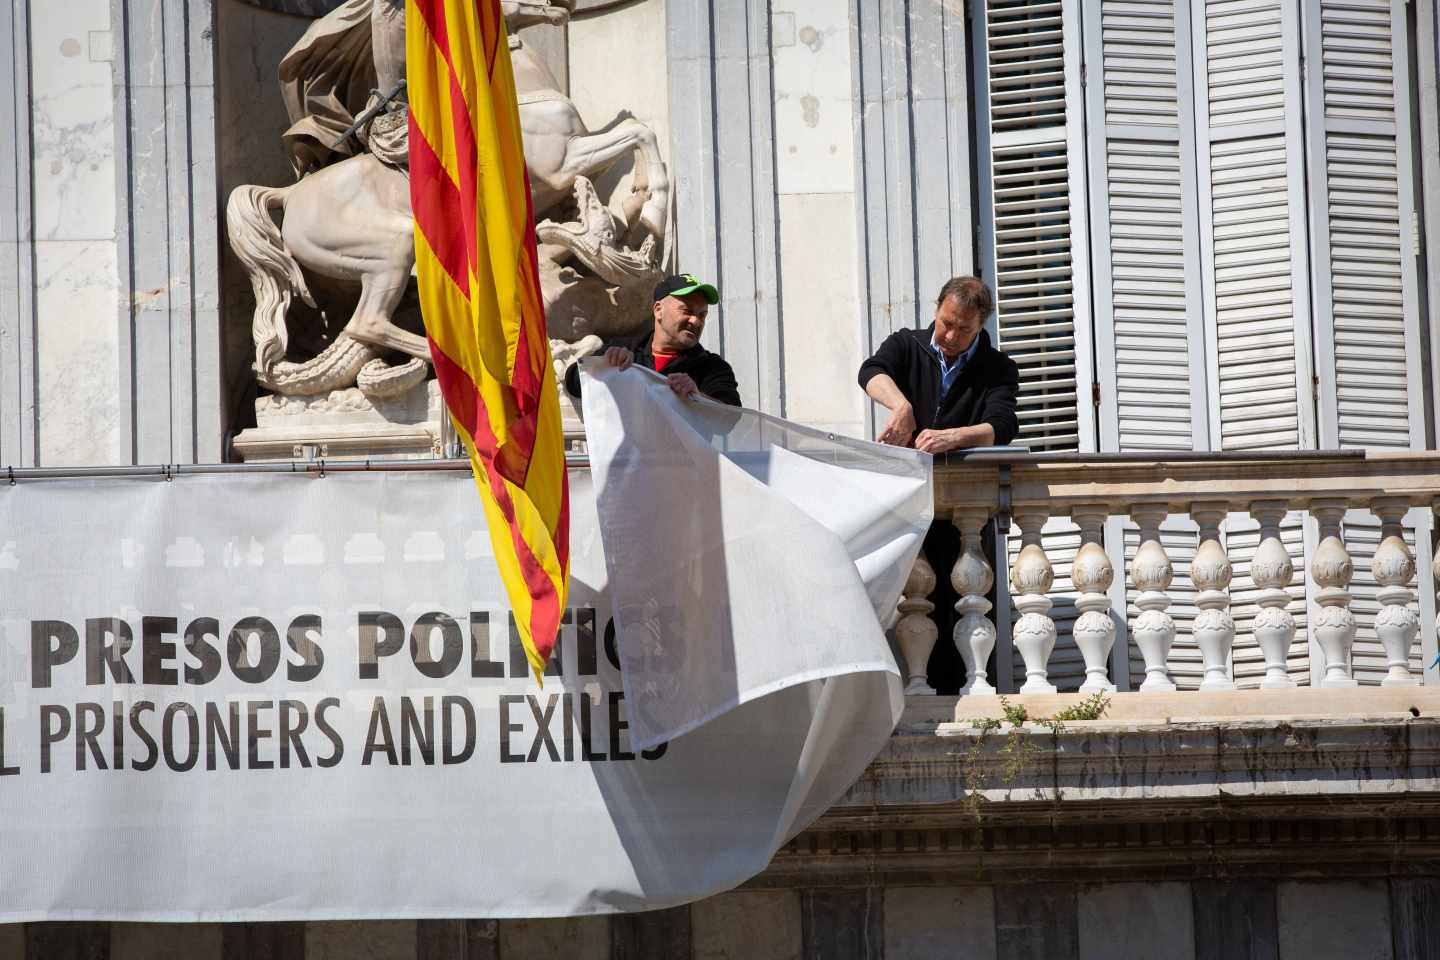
[652,352,678,373]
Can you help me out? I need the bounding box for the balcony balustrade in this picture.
[897,450,1440,708]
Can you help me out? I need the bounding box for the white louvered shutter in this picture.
[1192,0,1316,451]
[1084,0,1209,452]
[1303,0,1425,450]
[1187,0,1316,680]
[974,0,1095,453]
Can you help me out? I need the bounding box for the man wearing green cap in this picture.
[563,273,741,406]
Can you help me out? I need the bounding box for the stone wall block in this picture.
[995,882,1079,960]
[611,905,691,960]
[883,886,995,960]
[1277,880,1390,960]
[305,920,416,960]
[415,919,498,960]
[24,921,111,959]
[1077,882,1194,960]
[499,916,608,960]
[221,921,305,960]
[800,888,882,960]
[1193,879,1279,960]
[1391,877,1440,960]
[691,890,801,960]
[112,923,223,960]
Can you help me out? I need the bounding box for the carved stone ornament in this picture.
[1070,506,1115,694]
[952,510,996,696]
[1310,500,1357,688]
[896,553,938,695]
[1370,498,1419,685]
[1249,500,1296,689]
[1191,504,1235,691]
[227,0,669,457]
[1010,511,1057,694]
[1130,506,1175,692]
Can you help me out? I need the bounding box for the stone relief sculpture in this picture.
[226,0,669,432]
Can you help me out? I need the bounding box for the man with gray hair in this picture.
[857,276,1019,692]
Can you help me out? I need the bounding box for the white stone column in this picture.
[1249,499,1297,689]
[1010,508,1057,694]
[1371,497,1420,686]
[1191,502,1236,691]
[952,507,997,695]
[1310,498,1358,688]
[896,552,938,695]
[1130,504,1176,692]
[1071,503,1116,693]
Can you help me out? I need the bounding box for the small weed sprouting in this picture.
[957,694,1111,822]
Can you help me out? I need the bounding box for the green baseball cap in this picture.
[653,273,720,305]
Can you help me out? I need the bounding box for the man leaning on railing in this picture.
[858,275,1019,692]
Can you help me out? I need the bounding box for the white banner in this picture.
[0,370,930,921]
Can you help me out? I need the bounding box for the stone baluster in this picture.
[895,552,938,695]
[952,507,997,695]
[1010,508,1057,694]
[1249,499,1297,689]
[1070,503,1116,693]
[1370,496,1419,686]
[1130,504,1176,692]
[1310,498,1358,687]
[1191,502,1236,691]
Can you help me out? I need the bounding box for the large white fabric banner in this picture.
[0,368,930,921]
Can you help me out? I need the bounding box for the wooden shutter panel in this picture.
[1304,0,1425,450]
[974,0,1095,453]
[1085,0,1209,452]
[1192,0,1316,451]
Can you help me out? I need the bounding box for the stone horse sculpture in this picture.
[226,0,669,399]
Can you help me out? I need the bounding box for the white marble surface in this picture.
[1078,882,1195,960]
[1277,881,1392,960]
[770,0,865,439]
[35,238,122,465]
[771,0,855,195]
[30,0,114,242]
[567,0,671,221]
[778,192,865,440]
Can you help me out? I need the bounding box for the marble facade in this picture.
[2,0,974,466]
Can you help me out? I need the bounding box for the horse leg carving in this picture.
[348,266,432,399]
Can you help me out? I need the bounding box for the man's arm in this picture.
[915,362,1019,453]
[863,373,918,446]
[859,333,920,446]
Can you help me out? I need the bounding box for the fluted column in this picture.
[1191,502,1235,691]
[952,507,997,695]
[1071,503,1116,693]
[1370,497,1419,686]
[1310,498,1358,688]
[1011,508,1057,694]
[1130,504,1176,692]
[1249,499,1296,689]
[896,552,938,695]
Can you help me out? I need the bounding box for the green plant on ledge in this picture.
[957,692,1111,822]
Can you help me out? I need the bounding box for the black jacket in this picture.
[564,331,742,407]
[857,326,1019,445]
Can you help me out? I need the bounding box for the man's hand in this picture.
[666,372,699,399]
[604,346,634,369]
[877,403,917,446]
[914,428,964,454]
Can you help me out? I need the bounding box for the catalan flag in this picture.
[406,0,568,679]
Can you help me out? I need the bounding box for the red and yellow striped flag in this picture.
[406,0,568,679]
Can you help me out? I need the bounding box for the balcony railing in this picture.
[898,449,1440,702]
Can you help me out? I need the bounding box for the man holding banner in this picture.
[564,274,742,407]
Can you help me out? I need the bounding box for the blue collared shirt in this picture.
[930,331,980,396]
